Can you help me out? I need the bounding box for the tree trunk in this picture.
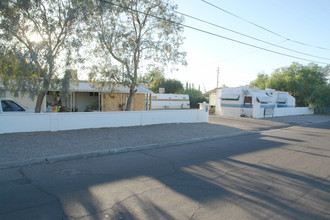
[35,91,46,113]
[125,87,135,111]
[35,79,50,113]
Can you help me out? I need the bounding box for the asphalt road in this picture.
[1,120,329,219]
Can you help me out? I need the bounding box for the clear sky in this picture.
[165,0,330,92]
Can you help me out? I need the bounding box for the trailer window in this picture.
[277,97,287,104]
[221,97,240,101]
[244,96,252,106]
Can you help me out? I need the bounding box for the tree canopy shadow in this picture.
[2,122,329,220]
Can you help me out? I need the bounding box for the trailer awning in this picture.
[277,97,287,103]
[220,93,240,100]
[256,96,272,103]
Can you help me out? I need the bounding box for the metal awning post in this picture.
[70,92,72,112]
[98,92,101,111]
[73,92,75,112]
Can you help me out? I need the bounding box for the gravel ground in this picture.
[1,114,329,166]
[0,123,242,163]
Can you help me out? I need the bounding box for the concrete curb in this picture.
[0,131,253,170]
[1,118,328,170]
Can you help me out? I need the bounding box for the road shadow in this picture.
[1,122,329,219]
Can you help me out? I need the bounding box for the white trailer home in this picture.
[215,87,312,118]
[275,91,295,107]
[151,94,190,110]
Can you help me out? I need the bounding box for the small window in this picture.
[277,97,287,104]
[1,100,25,112]
[244,96,253,106]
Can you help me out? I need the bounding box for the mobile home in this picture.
[216,87,300,118]
[151,94,190,110]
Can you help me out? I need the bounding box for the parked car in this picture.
[0,98,34,113]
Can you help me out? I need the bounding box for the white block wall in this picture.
[273,107,314,117]
[0,108,209,134]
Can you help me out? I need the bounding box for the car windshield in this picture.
[1,100,25,112]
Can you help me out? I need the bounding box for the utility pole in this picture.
[217,67,219,88]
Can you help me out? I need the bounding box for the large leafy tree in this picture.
[0,0,83,112]
[139,67,183,93]
[0,47,40,98]
[268,63,329,106]
[249,62,329,108]
[88,0,186,111]
[161,79,183,94]
[307,85,330,113]
[249,72,269,90]
[149,77,183,94]
[139,67,165,91]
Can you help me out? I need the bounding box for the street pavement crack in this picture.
[17,168,69,219]
[0,200,59,216]
[189,205,201,220]
[75,185,169,219]
[140,151,178,177]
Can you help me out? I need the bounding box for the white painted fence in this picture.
[273,107,314,117]
[0,105,209,134]
[253,102,314,118]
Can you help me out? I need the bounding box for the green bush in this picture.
[183,88,207,108]
[307,86,330,114]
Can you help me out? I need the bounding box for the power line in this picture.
[201,0,330,51]
[99,0,330,65]
[175,10,330,61]
[219,40,289,62]
[180,23,330,65]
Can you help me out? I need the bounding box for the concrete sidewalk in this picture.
[1,114,329,169]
